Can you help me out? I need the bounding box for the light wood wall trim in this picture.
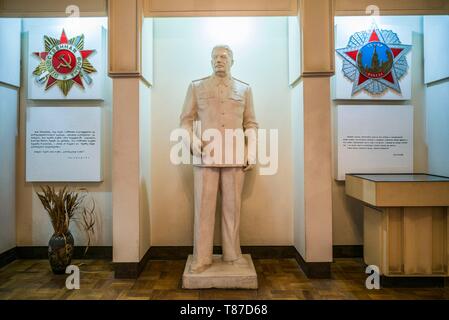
[143,0,298,17]
[376,182,449,207]
[108,0,142,77]
[346,176,449,207]
[365,205,449,276]
[335,0,449,16]
[0,0,107,17]
[301,72,335,78]
[387,208,404,274]
[345,175,377,206]
[431,208,447,274]
[299,0,335,77]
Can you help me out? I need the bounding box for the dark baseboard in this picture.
[114,246,152,279]
[75,246,112,259]
[0,247,17,269]
[15,247,48,259]
[147,246,197,260]
[294,250,331,279]
[15,246,112,260]
[381,275,445,288]
[242,246,298,259]
[147,246,297,260]
[333,245,363,259]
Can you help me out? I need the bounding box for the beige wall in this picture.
[303,77,333,261]
[331,16,427,245]
[149,17,293,246]
[16,18,113,247]
[112,77,140,262]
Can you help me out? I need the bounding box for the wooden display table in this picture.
[346,174,449,279]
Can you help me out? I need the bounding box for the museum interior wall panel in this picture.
[141,18,154,85]
[424,16,449,178]
[0,18,20,254]
[150,17,293,246]
[139,80,151,259]
[291,82,306,257]
[426,80,449,177]
[15,18,113,247]
[0,86,18,254]
[288,16,301,85]
[0,18,21,86]
[331,16,428,246]
[288,7,305,257]
[138,18,153,259]
[423,16,449,84]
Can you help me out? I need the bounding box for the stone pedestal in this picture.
[182,254,258,289]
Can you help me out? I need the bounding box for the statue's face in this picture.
[211,47,233,77]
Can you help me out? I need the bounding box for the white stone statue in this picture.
[180,45,258,274]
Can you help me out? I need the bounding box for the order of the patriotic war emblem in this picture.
[336,23,412,96]
[32,29,96,96]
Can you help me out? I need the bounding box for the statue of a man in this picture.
[180,45,258,273]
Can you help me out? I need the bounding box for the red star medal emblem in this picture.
[336,22,411,96]
[32,29,97,96]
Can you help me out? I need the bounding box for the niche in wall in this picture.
[147,16,300,246]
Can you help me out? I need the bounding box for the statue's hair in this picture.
[211,45,234,60]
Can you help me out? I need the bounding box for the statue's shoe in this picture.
[231,256,248,266]
[189,261,212,274]
[224,255,248,266]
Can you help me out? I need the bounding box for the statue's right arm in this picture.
[180,83,202,156]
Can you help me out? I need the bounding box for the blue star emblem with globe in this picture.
[336,23,412,96]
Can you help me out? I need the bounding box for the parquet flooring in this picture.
[0,258,448,300]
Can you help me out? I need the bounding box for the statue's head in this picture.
[211,45,234,78]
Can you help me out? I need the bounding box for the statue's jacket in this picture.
[180,75,259,167]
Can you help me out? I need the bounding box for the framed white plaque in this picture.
[336,105,413,181]
[26,107,102,182]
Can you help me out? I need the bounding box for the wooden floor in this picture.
[0,258,448,300]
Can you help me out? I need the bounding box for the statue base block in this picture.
[182,254,258,289]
